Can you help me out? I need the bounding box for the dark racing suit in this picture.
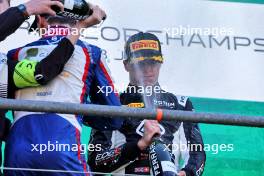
[88,84,206,176]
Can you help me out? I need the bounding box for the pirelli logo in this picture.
[127,103,145,108]
[130,40,159,52]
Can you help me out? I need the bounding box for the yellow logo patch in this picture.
[127,103,145,108]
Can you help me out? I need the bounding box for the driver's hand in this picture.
[137,120,161,150]
[177,171,186,176]
[76,4,106,29]
[25,0,64,16]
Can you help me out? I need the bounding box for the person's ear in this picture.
[36,15,42,28]
[37,16,48,29]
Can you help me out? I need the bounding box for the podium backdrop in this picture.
[1,0,264,175]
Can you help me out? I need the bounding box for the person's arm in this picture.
[6,37,75,98]
[10,5,107,88]
[33,27,86,85]
[7,1,106,89]
[88,120,160,173]
[178,99,206,176]
[88,129,142,173]
[179,123,206,176]
[0,0,64,42]
[32,37,76,86]
[72,4,122,130]
[83,47,124,131]
[0,6,25,42]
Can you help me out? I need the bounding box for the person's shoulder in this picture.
[175,95,191,107]
[165,91,193,110]
[8,38,50,57]
[24,37,58,47]
[7,38,49,59]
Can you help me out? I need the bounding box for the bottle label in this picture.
[64,0,74,10]
[161,161,177,174]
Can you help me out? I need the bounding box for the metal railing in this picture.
[1,98,264,127]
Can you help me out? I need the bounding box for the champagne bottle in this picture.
[149,137,177,176]
[52,0,92,20]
